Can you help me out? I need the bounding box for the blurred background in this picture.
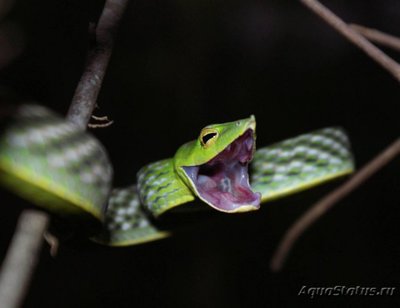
[0,0,399,306]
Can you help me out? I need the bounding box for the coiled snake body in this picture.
[0,105,354,246]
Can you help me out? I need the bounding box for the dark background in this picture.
[0,0,399,307]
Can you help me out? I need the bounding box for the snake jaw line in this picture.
[183,129,261,213]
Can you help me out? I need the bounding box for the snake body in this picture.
[0,105,111,226]
[0,105,355,246]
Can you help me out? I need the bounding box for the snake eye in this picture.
[200,128,218,147]
[202,133,217,144]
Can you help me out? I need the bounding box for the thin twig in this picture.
[350,24,400,53]
[88,121,114,128]
[271,139,400,272]
[272,0,400,272]
[0,210,49,308]
[67,0,130,129]
[299,0,400,82]
[0,0,129,306]
[43,232,59,257]
[88,114,114,128]
[91,115,111,121]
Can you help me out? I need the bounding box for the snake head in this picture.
[174,115,261,213]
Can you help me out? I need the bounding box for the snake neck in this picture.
[136,158,195,216]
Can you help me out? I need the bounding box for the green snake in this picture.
[0,104,355,246]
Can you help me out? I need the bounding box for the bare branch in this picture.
[270,0,400,272]
[67,0,130,129]
[0,210,49,308]
[299,0,400,82]
[270,139,400,272]
[0,0,130,306]
[350,24,400,53]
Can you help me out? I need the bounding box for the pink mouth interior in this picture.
[183,129,261,212]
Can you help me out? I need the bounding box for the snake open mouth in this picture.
[183,129,261,212]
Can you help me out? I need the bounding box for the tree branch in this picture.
[270,139,400,272]
[299,0,400,83]
[350,24,400,53]
[0,211,49,308]
[0,1,130,306]
[67,0,130,129]
[269,0,400,273]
